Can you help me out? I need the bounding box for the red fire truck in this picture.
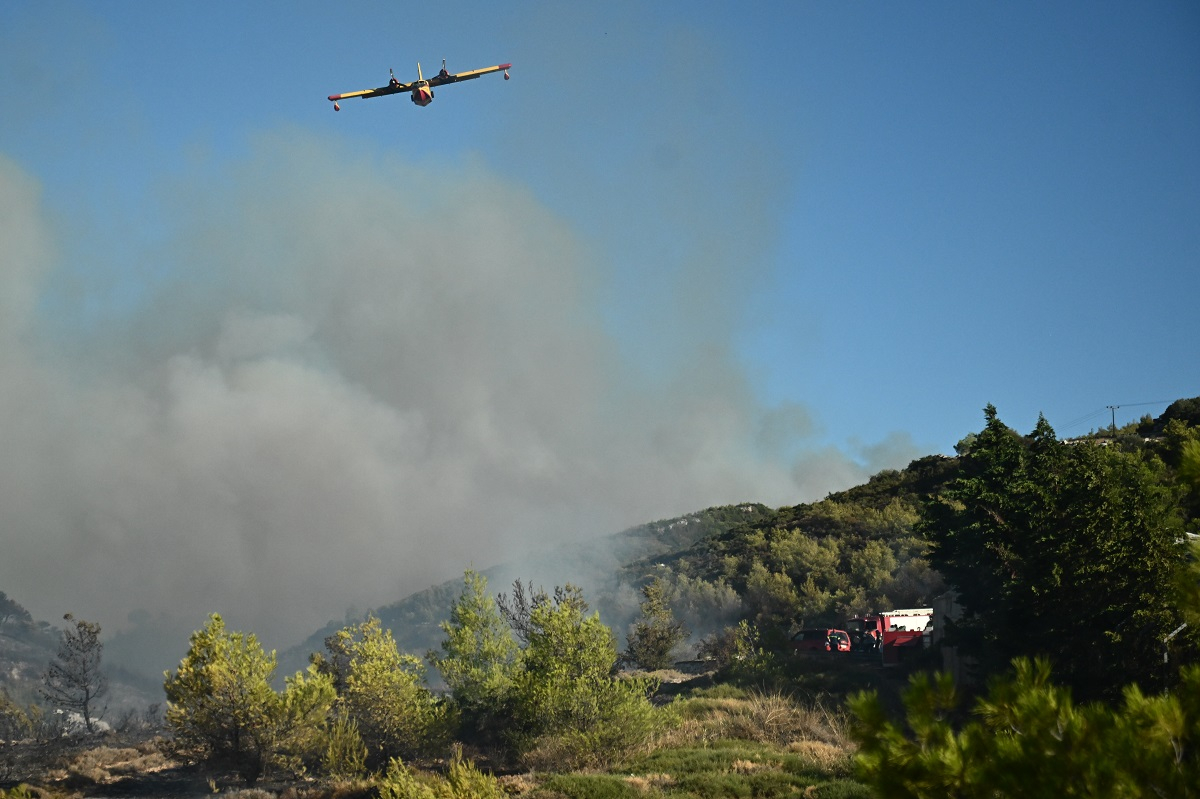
[844,608,933,665]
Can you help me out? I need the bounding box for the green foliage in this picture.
[671,471,949,635]
[497,583,664,768]
[0,690,32,740]
[163,614,285,784]
[849,657,1200,798]
[922,406,1191,699]
[535,774,643,799]
[698,621,785,687]
[164,613,335,784]
[623,577,689,671]
[427,570,519,742]
[40,614,107,732]
[0,786,37,799]
[277,663,339,775]
[1181,437,1200,492]
[320,716,367,779]
[326,616,449,766]
[377,747,505,799]
[1138,396,1200,436]
[0,691,34,780]
[377,756,440,799]
[620,737,864,799]
[744,563,802,628]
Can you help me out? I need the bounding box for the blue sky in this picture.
[1,1,1197,654]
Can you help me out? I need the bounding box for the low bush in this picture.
[377,746,505,799]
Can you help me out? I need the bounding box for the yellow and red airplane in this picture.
[328,60,511,111]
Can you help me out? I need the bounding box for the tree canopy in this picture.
[163,613,336,785]
[922,405,1194,700]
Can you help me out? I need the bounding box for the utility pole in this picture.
[1107,405,1119,435]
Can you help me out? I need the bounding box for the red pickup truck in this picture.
[790,628,851,653]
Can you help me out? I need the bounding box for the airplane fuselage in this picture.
[411,82,434,106]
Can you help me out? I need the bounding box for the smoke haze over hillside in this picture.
[0,139,919,673]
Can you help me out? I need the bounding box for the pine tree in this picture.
[624,577,689,671]
[163,614,284,785]
[427,570,519,742]
[922,406,1190,699]
[41,614,107,732]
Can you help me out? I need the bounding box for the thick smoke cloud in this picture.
[0,139,919,675]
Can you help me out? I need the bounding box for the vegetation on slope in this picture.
[3,398,1200,798]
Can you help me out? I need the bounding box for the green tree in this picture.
[41,614,107,732]
[850,658,1200,798]
[623,577,689,671]
[164,614,335,784]
[277,664,339,776]
[427,570,519,742]
[0,691,34,779]
[503,583,662,768]
[922,406,1190,699]
[0,592,32,633]
[325,616,447,766]
[1181,437,1200,493]
[163,614,282,784]
[743,563,801,628]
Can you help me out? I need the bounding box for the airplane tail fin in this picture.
[417,62,423,82]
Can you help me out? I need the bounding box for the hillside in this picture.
[7,396,1197,708]
[0,600,161,721]
[280,503,773,674]
[279,453,967,676]
[285,395,1200,676]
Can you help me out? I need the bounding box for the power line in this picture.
[1060,408,1110,431]
[1060,400,1175,434]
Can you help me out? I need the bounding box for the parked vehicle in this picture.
[844,608,933,665]
[790,628,851,653]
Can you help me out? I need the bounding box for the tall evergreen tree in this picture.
[922,406,1190,699]
[428,570,519,742]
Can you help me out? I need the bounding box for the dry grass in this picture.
[622,773,675,791]
[786,739,851,773]
[495,774,539,795]
[223,791,275,799]
[279,779,377,799]
[660,690,856,753]
[54,741,175,786]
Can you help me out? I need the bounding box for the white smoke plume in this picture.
[0,137,919,676]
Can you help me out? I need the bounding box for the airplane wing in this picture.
[327,80,414,103]
[427,63,512,88]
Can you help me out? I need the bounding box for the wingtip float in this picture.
[328,59,511,111]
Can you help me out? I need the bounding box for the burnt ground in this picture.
[0,734,215,799]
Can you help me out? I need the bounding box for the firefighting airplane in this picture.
[328,60,511,110]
